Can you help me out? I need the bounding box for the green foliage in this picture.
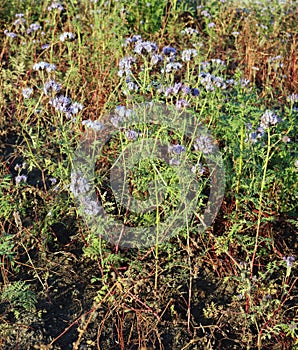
[125,0,166,33]
[1,281,37,319]
[0,234,16,266]
[0,176,15,221]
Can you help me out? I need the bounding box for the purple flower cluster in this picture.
[164,82,184,97]
[118,56,136,78]
[22,87,33,99]
[118,34,254,108]
[181,27,199,35]
[60,32,76,42]
[168,143,186,166]
[14,14,26,26]
[111,106,134,128]
[208,22,216,28]
[49,95,71,113]
[82,119,104,131]
[201,10,211,18]
[49,95,84,119]
[33,61,56,72]
[194,134,215,154]
[162,46,177,62]
[240,78,250,88]
[47,1,64,11]
[176,99,189,109]
[4,30,17,38]
[246,110,280,145]
[164,62,182,74]
[123,79,139,95]
[247,131,263,144]
[41,43,50,50]
[127,81,138,91]
[134,40,158,55]
[151,54,163,65]
[181,49,198,62]
[66,102,84,118]
[246,123,265,144]
[191,163,205,176]
[287,93,298,102]
[197,58,244,92]
[168,144,186,155]
[199,72,227,91]
[158,82,199,99]
[283,256,295,268]
[124,35,142,46]
[43,80,61,96]
[70,171,90,197]
[70,173,99,216]
[15,174,27,184]
[260,110,280,129]
[27,23,41,34]
[83,199,100,216]
[126,129,139,141]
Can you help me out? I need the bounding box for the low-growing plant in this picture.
[1,281,37,319]
[0,0,297,349]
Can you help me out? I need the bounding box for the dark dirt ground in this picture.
[0,128,297,350]
[0,222,296,350]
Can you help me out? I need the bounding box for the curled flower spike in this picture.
[163,46,176,56]
[287,93,298,102]
[60,32,75,42]
[49,95,71,113]
[283,256,295,268]
[182,49,198,62]
[126,130,139,141]
[65,102,84,119]
[82,119,104,131]
[43,80,61,96]
[260,110,280,129]
[14,17,26,26]
[194,134,215,154]
[15,175,27,184]
[33,61,56,72]
[124,35,142,46]
[165,62,182,74]
[27,23,41,34]
[48,1,64,11]
[181,27,199,35]
[151,54,163,65]
[70,171,90,197]
[22,87,33,99]
[4,30,17,38]
[118,56,136,77]
[134,40,158,55]
[168,144,186,155]
[176,99,189,110]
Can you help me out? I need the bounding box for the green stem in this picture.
[250,128,271,278]
[153,165,161,290]
[235,124,245,213]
